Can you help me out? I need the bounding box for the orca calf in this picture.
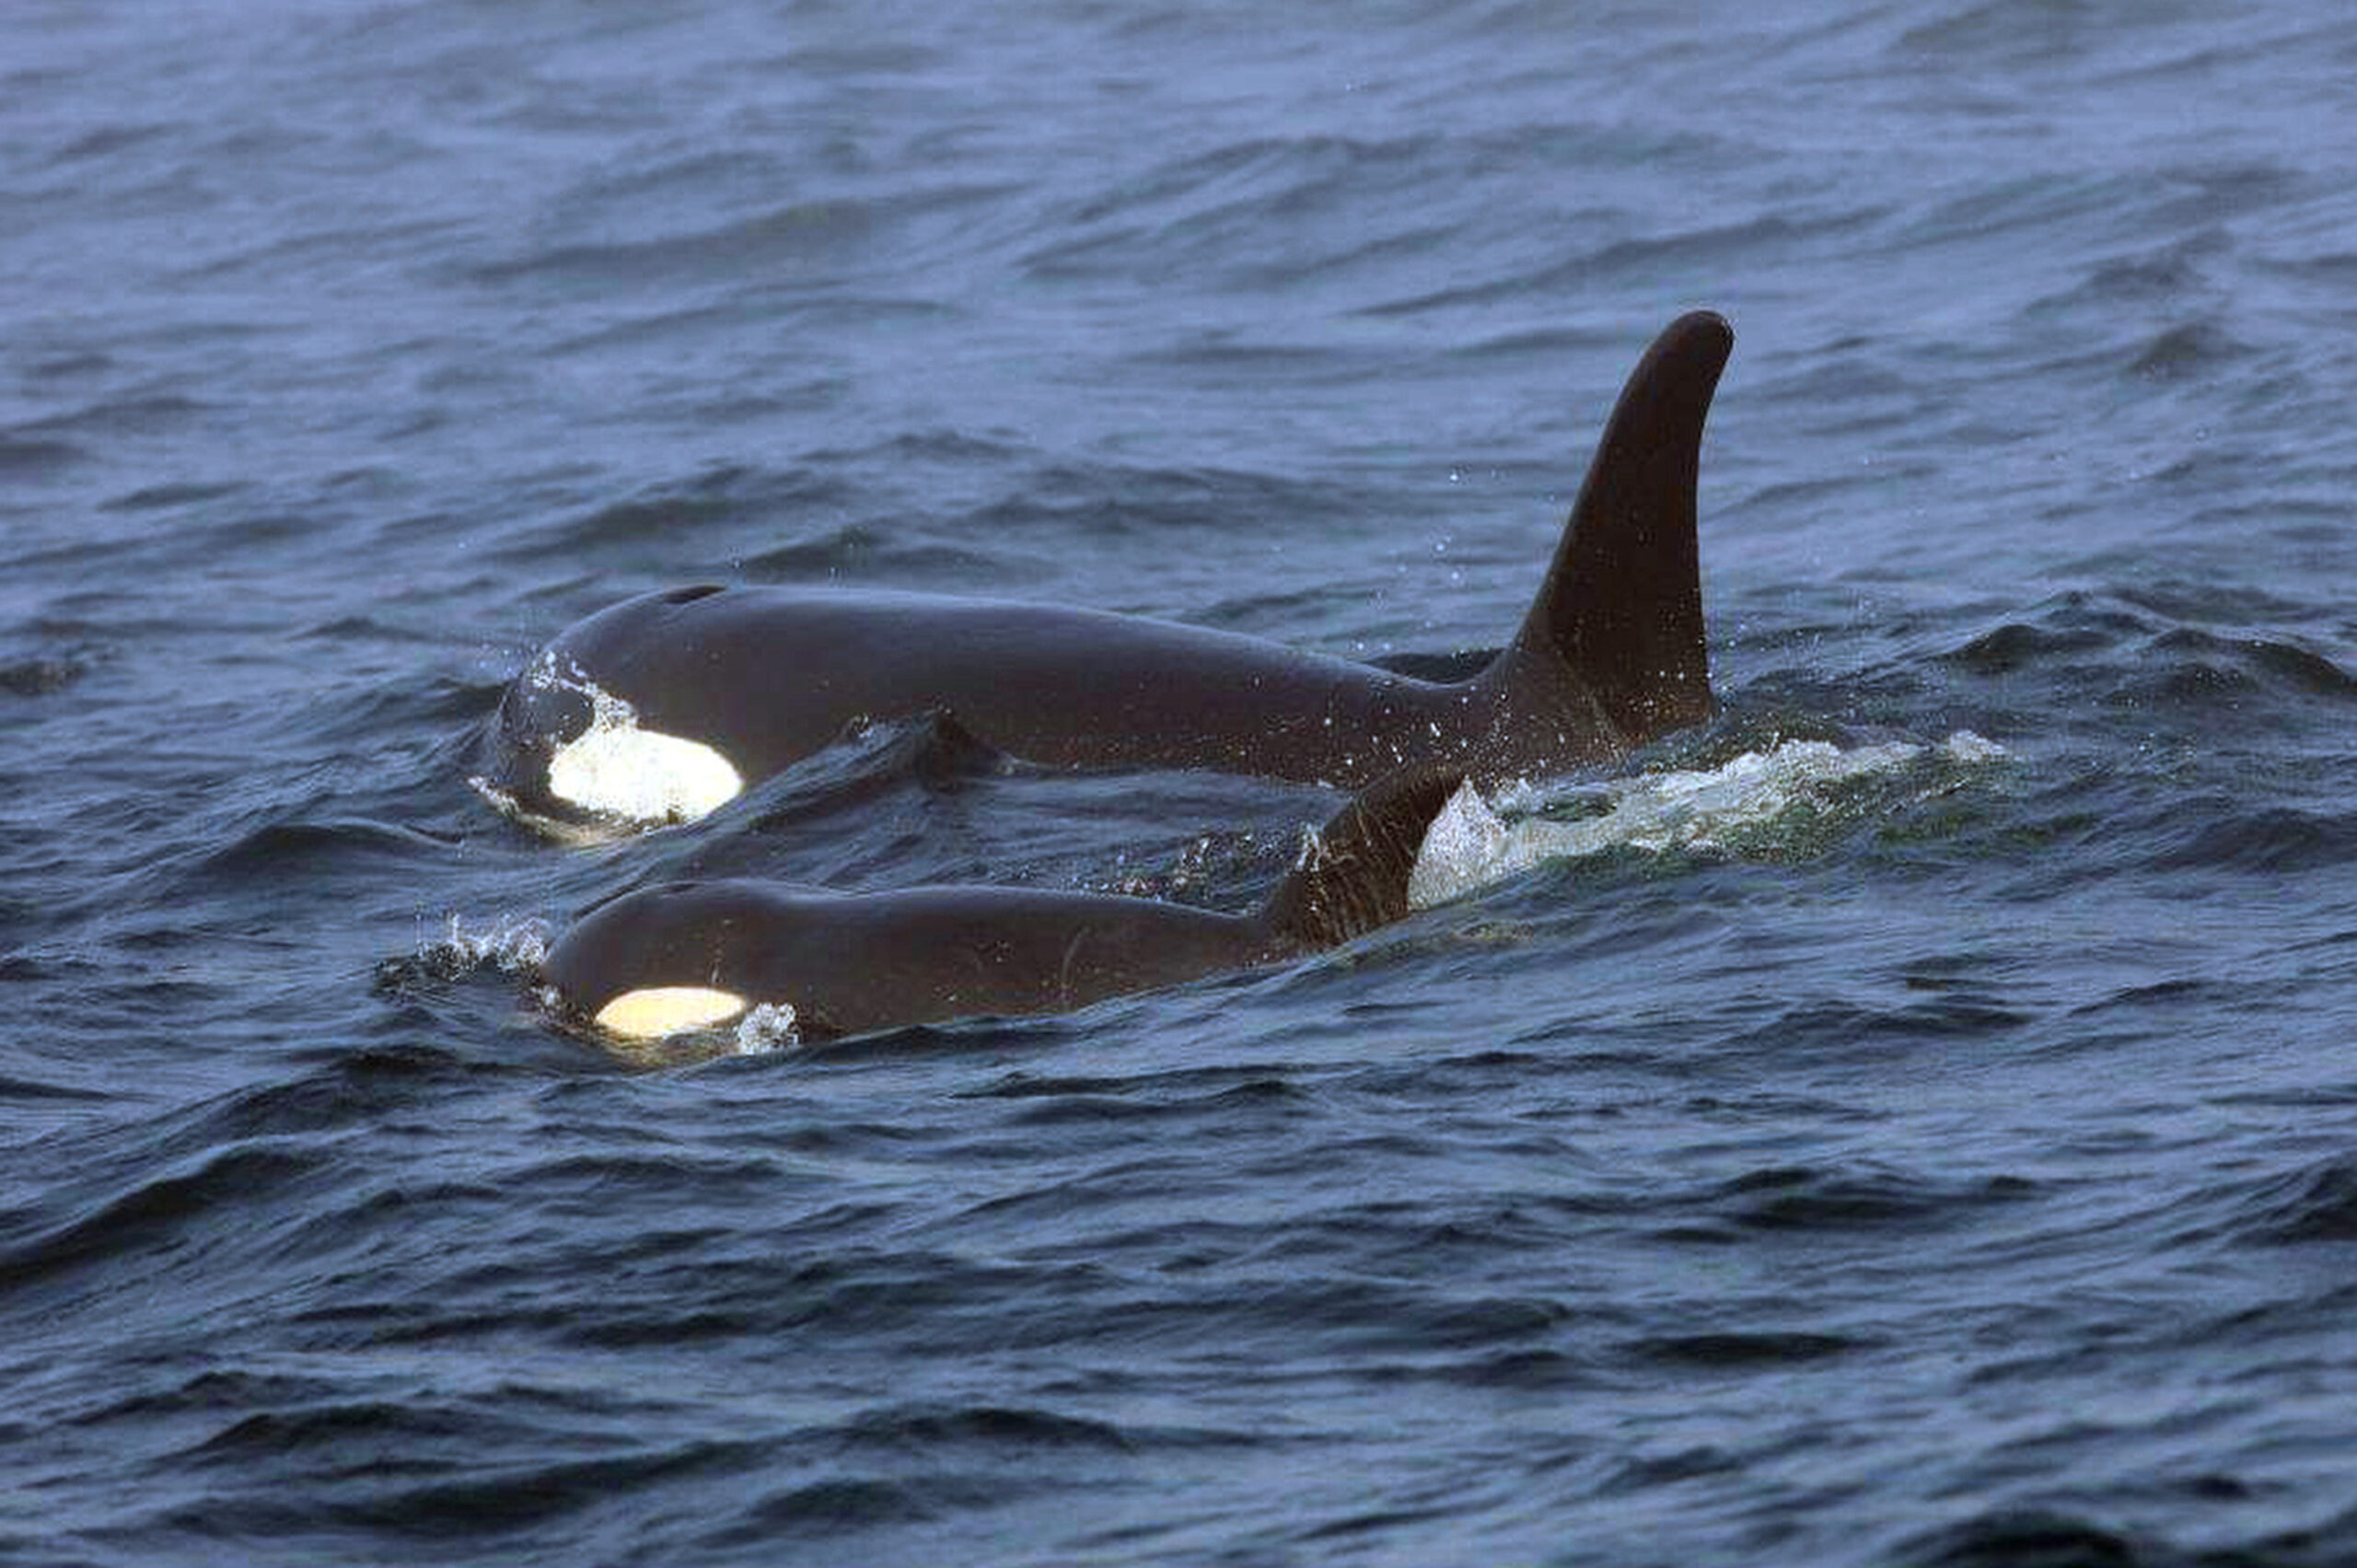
[544,769,1459,1043]
[484,311,1733,832]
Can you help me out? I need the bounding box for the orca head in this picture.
[481,649,744,833]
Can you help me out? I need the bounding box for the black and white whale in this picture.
[543,767,1462,1043]
[482,310,1733,832]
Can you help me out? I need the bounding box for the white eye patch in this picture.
[547,719,743,825]
[593,986,750,1040]
[521,654,744,827]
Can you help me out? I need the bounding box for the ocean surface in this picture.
[7,1,2357,1562]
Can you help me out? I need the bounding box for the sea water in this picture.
[6,2,2357,1563]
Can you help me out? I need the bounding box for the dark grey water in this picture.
[8,1,2357,1562]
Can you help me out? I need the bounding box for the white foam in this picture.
[1939,729,2010,764]
[1408,731,2006,909]
[1406,781,1518,911]
[732,1002,801,1054]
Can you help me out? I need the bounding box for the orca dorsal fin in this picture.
[1261,767,1465,950]
[1511,310,1733,742]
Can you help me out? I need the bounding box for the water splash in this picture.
[390,913,552,982]
[373,912,552,1015]
[1409,733,2007,909]
[733,1002,801,1055]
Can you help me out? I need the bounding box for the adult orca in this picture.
[482,310,1732,831]
[542,768,1460,1043]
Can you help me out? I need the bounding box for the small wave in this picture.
[1409,734,2007,907]
[1892,1508,2155,1568]
[739,523,1032,586]
[0,654,87,696]
[2129,320,2254,381]
[2149,807,2357,876]
[21,391,212,439]
[0,434,88,475]
[1944,596,2357,732]
[1,1144,325,1287]
[1621,1330,1866,1368]
[1945,599,2153,675]
[198,819,455,883]
[2191,1155,2357,1247]
[97,479,250,513]
[830,1402,1141,1453]
[1364,208,1886,318]
[464,186,1008,290]
[2146,627,2357,701]
[534,463,856,557]
[706,1475,997,1537]
[1693,1162,2041,1238]
[174,1045,480,1147]
[0,1069,110,1104]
